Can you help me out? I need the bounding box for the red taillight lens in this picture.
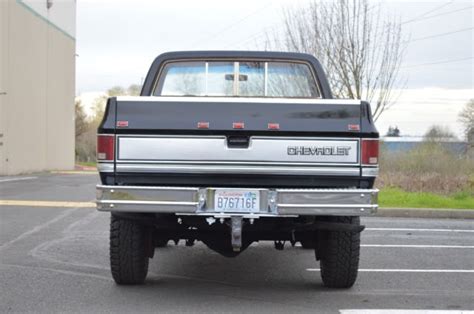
[361,139,379,165]
[97,135,115,161]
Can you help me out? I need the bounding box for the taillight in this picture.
[361,139,379,165]
[97,135,115,161]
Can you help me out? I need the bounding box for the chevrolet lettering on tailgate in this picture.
[287,146,352,156]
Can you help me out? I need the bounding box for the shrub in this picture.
[378,142,474,195]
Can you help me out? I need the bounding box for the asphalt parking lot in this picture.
[1,173,473,313]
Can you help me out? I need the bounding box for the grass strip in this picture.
[77,161,97,167]
[379,187,474,210]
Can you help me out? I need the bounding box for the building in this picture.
[0,0,76,175]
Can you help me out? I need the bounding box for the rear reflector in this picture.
[97,135,115,161]
[348,124,360,131]
[361,139,379,165]
[116,120,129,128]
[197,122,209,129]
[268,123,280,130]
[233,122,245,129]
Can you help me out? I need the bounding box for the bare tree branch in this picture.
[266,0,406,121]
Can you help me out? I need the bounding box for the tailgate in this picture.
[103,96,366,180]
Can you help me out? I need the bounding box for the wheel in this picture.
[319,216,360,289]
[110,215,150,285]
[155,238,168,248]
[300,239,314,249]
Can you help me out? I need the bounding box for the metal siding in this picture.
[0,0,7,174]
[1,0,75,174]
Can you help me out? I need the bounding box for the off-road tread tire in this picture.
[155,238,168,248]
[110,215,149,285]
[319,216,360,289]
[300,239,314,249]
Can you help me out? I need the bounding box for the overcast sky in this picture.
[76,0,473,137]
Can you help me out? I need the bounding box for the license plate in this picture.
[214,189,260,212]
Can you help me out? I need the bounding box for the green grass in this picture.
[379,187,474,210]
[76,161,97,167]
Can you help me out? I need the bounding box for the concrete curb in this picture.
[74,165,97,171]
[377,207,474,219]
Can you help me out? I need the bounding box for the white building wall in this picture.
[0,0,76,175]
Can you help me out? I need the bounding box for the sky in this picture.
[76,0,474,138]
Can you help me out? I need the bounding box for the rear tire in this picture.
[155,238,168,248]
[300,239,314,249]
[110,215,149,285]
[319,216,360,289]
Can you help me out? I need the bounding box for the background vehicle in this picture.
[96,51,379,288]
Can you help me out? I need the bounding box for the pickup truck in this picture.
[96,51,379,288]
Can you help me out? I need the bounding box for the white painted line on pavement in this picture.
[1,263,111,282]
[0,176,37,183]
[362,244,474,249]
[307,268,474,273]
[366,228,474,233]
[0,200,95,208]
[0,206,82,252]
[340,310,474,314]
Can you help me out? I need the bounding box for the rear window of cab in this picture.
[153,61,321,98]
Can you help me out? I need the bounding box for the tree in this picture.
[424,125,456,142]
[75,99,88,139]
[90,95,107,128]
[458,99,474,143]
[75,84,142,162]
[386,126,400,137]
[107,86,126,97]
[90,84,142,127]
[128,84,142,96]
[265,0,405,121]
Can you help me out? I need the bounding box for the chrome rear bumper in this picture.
[96,185,378,217]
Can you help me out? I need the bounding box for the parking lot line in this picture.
[50,171,97,175]
[0,200,95,208]
[340,310,474,313]
[0,207,80,252]
[0,176,37,183]
[307,269,474,273]
[366,228,474,233]
[362,244,474,249]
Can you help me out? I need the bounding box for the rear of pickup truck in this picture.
[95,51,379,288]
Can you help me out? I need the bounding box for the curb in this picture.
[377,208,474,219]
[74,165,97,171]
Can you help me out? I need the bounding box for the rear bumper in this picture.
[96,185,378,217]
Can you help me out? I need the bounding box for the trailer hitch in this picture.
[274,240,285,250]
[231,216,243,252]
